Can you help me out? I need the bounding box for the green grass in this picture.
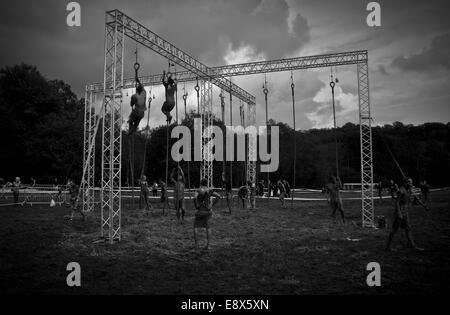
[1,191,449,294]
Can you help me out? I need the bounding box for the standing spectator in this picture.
[11,177,21,206]
[30,177,36,187]
[139,175,151,211]
[151,181,158,197]
[419,180,430,204]
[283,179,291,198]
[272,182,279,197]
[67,179,85,221]
[277,180,287,208]
[258,180,264,197]
[388,179,398,203]
[237,184,248,209]
[267,179,272,198]
[376,181,383,200]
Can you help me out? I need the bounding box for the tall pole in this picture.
[220,90,226,194]
[229,79,233,190]
[263,76,269,197]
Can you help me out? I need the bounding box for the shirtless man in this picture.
[193,178,221,249]
[171,166,185,222]
[385,178,428,251]
[161,71,177,123]
[67,179,85,221]
[139,175,152,211]
[129,82,147,134]
[325,176,345,223]
[237,184,248,209]
[277,180,287,209]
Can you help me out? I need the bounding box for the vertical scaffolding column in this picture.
[200,80,213,188]
[82,87,96,213]
[101,12,124,243]
[358,61,374,228]
[246,102,257,189]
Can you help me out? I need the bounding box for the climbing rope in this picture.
[290,71,296,207]
[195,77,200,115]
[140,89,154,179]
[371,117,406,179]
[182,83,191,190]
[329,69,339,179]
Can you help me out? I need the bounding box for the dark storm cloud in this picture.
[148,0,310,65]
[392,33,450,72]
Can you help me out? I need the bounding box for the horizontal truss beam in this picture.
[87,49,367,96]
[103,10,254,104]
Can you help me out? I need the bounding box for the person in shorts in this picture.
[386,178,428,251]
[193,178,220,249]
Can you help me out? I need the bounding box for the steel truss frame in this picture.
[82,10,374,244]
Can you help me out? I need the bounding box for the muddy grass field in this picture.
[1,190,449,295]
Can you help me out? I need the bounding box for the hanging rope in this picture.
[195,77,200,115]
[240,100,247,185]
[330,69,339,179]
[219,90,226,193]
[165,119,170,191]
[140,89,154,179]
[290,71,296,207]
[371,117,406,179]
[182,82,191,191]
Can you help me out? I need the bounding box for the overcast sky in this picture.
[0,0,449,130]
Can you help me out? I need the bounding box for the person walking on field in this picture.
[193,178,221,250]
[324,176,345,223]
[385,178,428,251]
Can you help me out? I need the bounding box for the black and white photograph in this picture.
[0,0,449,304]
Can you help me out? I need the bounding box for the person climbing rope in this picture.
[193,178,221,250]
[161,70,177,123]
[129,81,147,134]
[385,178,428,251]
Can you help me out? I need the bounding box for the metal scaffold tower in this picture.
[357,62,374,228]
[82,9,374,244]
[101,12,124,243]
[200,80,214,188]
